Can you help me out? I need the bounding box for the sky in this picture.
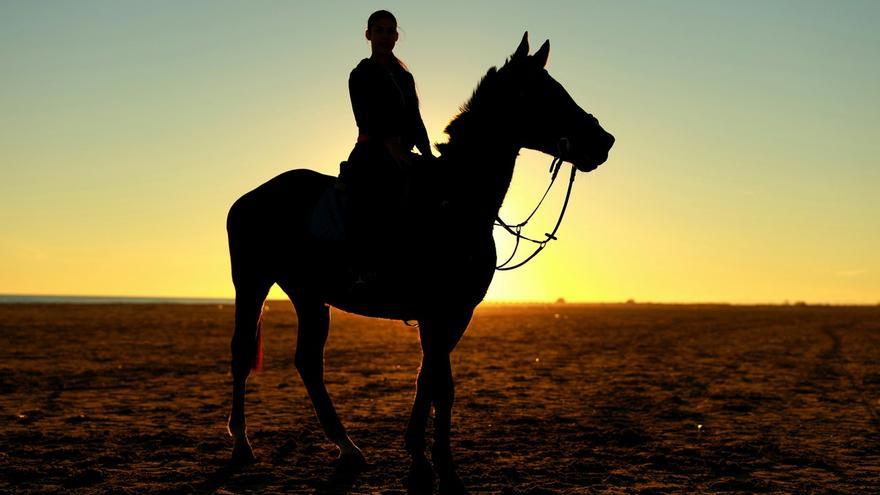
[1,1,878,304]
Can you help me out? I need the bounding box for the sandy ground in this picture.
[1,302,879,494]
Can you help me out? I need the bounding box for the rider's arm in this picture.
[404,71,434,159]
[413,112,433,159]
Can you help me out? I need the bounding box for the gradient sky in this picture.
[2,1,878,303]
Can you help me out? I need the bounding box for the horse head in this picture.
[500,32,615,172]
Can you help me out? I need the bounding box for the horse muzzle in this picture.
[571,131,614,172]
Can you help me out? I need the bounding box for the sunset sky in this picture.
[2,1,878,304]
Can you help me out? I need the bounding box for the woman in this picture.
[346,9,433,189]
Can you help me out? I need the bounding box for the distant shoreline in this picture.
[0,294,876,307]
[0,295,234,305]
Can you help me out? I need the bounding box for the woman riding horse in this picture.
[343,10,435,272]
[226,32,615,493]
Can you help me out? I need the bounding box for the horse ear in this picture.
[513,31,529,60]
[534,39,550,68]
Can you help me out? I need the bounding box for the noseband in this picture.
[495,138,578,271]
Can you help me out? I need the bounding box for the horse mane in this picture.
[436,60,512,155]
[428,58,524,215]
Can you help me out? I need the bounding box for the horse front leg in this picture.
[404,357,435,491]
[410,312,472,493]
[427,349,460,491]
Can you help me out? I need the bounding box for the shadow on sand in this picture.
[196,457,373,495]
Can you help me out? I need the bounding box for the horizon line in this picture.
[1,293,877,307]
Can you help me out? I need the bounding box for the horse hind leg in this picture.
[287,292,365,465]
[228,279,272,464]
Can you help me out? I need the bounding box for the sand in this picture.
[1,302,879,494]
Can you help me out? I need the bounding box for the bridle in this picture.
[495,138,578,270]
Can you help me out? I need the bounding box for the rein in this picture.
[495,139,578,271]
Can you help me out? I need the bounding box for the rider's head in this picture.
[365,10,398,56]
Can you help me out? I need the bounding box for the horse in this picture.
[225,33,614,491]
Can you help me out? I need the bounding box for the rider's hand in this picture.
[417,143,436,161]
[416,142,437,161]
[391,149,413,168]
[385,138,413,168]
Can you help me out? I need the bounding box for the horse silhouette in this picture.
[226,33,614,491]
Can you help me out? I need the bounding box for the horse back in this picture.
[228,169,335,244]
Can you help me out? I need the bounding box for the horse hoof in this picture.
[405,455,434,494]
[438,471,467,495]
[336,450,368,471]
[230,443,256,466]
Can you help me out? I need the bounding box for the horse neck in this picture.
[441,115,520,220]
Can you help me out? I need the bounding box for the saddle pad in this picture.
[308,185,347,241]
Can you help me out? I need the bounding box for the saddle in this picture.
[310,159,441,243]
[307,162,488,312]
[308,160,458,295]
[308,162,402,242]
[308,180,349,241]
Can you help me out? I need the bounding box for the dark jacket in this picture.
[348,57,429,152]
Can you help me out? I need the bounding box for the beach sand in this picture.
[1,302,879,494]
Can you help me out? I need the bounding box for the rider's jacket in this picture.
[348,57,429,152]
